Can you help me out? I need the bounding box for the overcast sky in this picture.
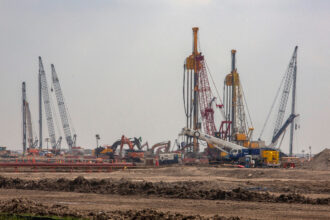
[0,0,329,154]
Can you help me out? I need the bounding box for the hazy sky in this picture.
[0,0,329,154]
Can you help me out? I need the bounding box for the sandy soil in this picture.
[0,167,329,219]
[0,189,329,220]
[2,167,329,195]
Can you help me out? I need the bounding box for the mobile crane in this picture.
[51,64,77,152]
[39,57,62,151]
[259,46,299,156]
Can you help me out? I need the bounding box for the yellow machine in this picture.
[93,145,113,157]
[221,50,255,148]
[261,150,280,166]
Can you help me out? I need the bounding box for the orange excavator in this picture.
[119,136,144,162]
[150,141,171,155]
[95,135,144,162]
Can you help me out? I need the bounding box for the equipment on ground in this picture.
[39,57,62,151]
[183,27,217,153]
[158,153,179,165]
[51,64,77,151]
[259,47,299,156]
[150,141,171,155]
[22,82,38,155]
[22,82,27,154]
[180,128,279,166]
[219,50,254,147]
[261,149,280,167]
[180,127,245,155]
[94,136,144,162]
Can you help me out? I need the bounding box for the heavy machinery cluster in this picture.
[21,57,77,158]
[178,27,299,168]
[6,27,300,169]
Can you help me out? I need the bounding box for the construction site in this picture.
[0,26,328,219]
[1,1,330,219]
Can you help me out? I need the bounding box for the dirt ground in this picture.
[0,167,329,219]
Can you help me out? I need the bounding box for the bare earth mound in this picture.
[0,176,329,205]
[309,149,330,170]
[0,198,239,220]
[0,167,329,220]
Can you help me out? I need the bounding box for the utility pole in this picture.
[22,82,27,155]
[289,46,298,156]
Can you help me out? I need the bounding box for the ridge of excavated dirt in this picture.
[307,148,330,170]
[0,176,328,205]
[0,198,240,220]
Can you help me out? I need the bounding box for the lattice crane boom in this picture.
[198,56,217,136]
[51,64,76,151]
[39,57,58,150]
[272,47,298,144]
[25,101,33,147]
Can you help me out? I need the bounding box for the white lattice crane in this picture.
[39,57,62,150]
[51,64,76,151]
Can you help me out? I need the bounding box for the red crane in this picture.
[183,27,217,146]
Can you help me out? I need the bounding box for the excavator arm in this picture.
[151,141,171,155]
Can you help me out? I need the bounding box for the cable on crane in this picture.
[277,129,286,150]
[61,88,76,137]
[258,71,286,140]
[240,82,254,130]
[204,60,225,119]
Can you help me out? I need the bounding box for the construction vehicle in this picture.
[219,50,254,148]
[181,28,262,162]
[158,153,179,165]
[93,145,113,158]
[180,128,279,167]
[36,57,77,154]
[94,136,144,162]
[39,57,62,151]
[261,149,280,167]
[118,136,144,162]
[51,64,77,152]
[183,27,217,154]
[180,127,245,156]
[22,82,39,155]
[150,141,171,155]
[259,47,299,157]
